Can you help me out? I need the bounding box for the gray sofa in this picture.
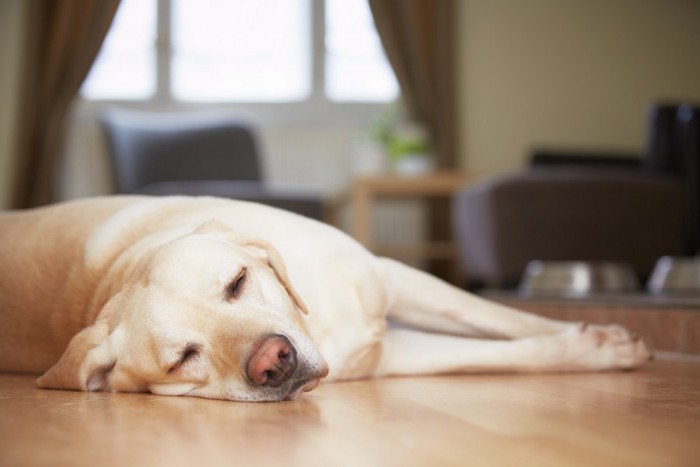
[454,102,699,290]
[453,168,686,289]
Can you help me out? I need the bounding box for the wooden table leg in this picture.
[352,184,373,250]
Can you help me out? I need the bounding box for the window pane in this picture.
[325,0,399,102]
[172,0,310,102]
[80,0,156,100]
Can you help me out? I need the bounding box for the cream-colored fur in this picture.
[0,196,651,401]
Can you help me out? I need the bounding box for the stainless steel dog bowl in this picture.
[648,256,700,295]
[519,261,640,296]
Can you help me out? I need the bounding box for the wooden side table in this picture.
[350,171,473,281]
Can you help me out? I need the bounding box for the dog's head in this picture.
[37,221,329,402]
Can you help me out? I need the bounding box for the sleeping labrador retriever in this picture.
[0,196,651,401]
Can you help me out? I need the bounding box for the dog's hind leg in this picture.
[377,257,583,339]
[373,326,651,377]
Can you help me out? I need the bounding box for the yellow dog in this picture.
[0,196,651,401]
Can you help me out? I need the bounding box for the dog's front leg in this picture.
[373,325,651,377]
[378,258,574,339]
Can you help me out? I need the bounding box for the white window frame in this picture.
[75,0,398,127]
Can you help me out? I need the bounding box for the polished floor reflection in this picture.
[1,359,699,466]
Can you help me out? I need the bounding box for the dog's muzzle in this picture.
[246,334,328,401]
[247,334,298,387]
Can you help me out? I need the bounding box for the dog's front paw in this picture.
[555,323,652,372]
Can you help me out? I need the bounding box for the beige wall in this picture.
[457,0,700,175]
[0,0,24,209]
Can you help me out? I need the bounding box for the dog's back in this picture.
[0,197,140,373]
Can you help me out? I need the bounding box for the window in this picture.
[81,0,399,105]
[325,0,397,101]
[172,0,311,102]
[80,0,157,100]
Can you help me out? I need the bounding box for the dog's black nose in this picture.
[246,335,298,387]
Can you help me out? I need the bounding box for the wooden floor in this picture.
[1,359,699,467]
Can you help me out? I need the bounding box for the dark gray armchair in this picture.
[100,108,326,220]
[453,168,686,289]
[453,102,699,289]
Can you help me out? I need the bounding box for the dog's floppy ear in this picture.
[36,320,117,391]
[196,220,309,315]
[243,237,310,316]
[37,291,127,392]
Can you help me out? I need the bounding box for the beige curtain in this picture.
[12,0,120,209]
[369,0,457,169]
[369,0,458,280]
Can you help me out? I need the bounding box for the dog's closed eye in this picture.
[167,343,201,374]
[224,267,247,301]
